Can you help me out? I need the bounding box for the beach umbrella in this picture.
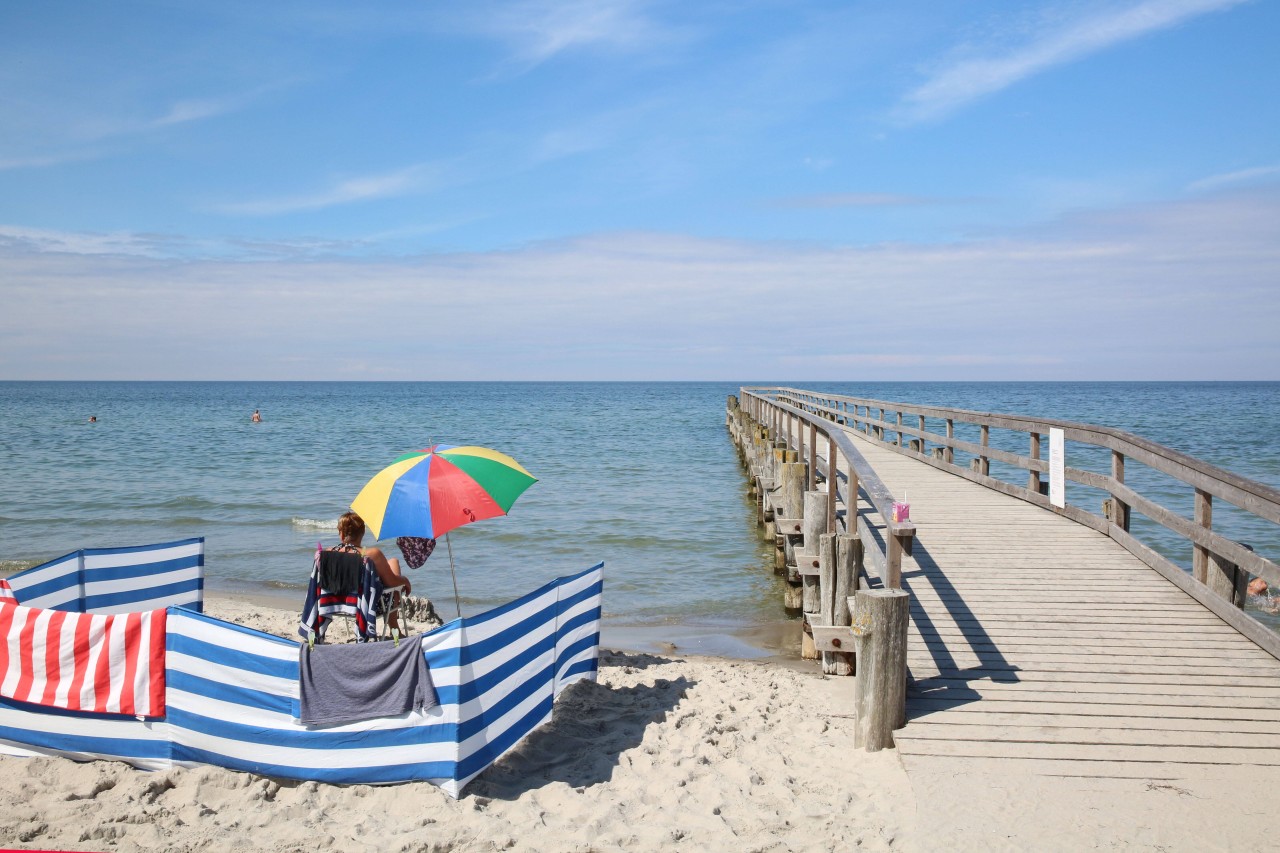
[351,444,536,617]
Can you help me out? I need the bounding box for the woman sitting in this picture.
[334,511,412,634]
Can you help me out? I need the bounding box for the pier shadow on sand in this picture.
[467,651,692,800]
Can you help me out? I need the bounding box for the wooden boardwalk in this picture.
[843,429,1280,784]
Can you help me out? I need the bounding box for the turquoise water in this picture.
[1,381,1277,639]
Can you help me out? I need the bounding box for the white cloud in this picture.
[1,186,1276,380]
[898,0,1248,123]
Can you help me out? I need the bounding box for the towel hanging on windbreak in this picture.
[297,634,436,725]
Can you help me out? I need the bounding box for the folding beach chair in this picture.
[301,548,380,643]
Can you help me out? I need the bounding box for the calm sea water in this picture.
[2,382,1277,643]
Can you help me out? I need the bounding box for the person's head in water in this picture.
[337,511,366,546]
[88,416,97,423]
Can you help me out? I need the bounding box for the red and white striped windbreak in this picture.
[0,579,15,601]
[0,600,166,717]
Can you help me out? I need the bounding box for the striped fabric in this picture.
[0,602,167,717]
[0,562,603,798]
[0,580,14,602]
[5,539,204,614]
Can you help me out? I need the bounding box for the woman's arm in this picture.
[363,546,411,595]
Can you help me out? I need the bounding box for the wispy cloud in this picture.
[1,84,286,172]
[1188,163,1280,192]
[453,0,684,72]
[0,225,183,257]
[211,163,441,216]
[897,0,1248,124]
[75,82,286,141]
[0,152,95,172]
[770,192,954,209]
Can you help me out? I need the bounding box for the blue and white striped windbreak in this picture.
[0,559,603,799]
[5,538,205,614]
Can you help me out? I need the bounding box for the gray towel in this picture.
[298,635,437,726]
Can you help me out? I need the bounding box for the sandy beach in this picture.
[0,593,915,852]
[3,594,1276,852]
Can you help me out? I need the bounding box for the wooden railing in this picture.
[728,390,912,750]
[746,385,1280,660]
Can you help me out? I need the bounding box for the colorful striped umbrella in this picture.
[351,444,536,541]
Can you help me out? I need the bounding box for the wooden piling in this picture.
[853,588,909,751]
[798,490,825,659]
[779,461,807,573]
[820,533,855,675]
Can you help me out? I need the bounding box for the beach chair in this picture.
[300,547,389,643]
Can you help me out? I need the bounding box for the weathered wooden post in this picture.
[1110,451,1131,532]
[778,461,807,572]
[853,588,910,751]
[1193,489,1211,585]
[1028,432,1041,494]
[826,436,837,534]
[819,533,855,676]
[886,527,903,589]
[978,424,990,476]
[1196,497,1251,606]
[808,423,818,491]
[798,490,825,658]
[945,418,954,464]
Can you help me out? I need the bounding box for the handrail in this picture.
[745,385,1280,659]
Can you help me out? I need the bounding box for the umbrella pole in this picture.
[444,532,463,620]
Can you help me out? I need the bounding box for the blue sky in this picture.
[2,0,1277,380]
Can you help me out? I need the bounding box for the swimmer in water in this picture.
[251,409,262,423]
[88,415,97,423]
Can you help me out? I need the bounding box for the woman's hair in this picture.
[337,511,365,544]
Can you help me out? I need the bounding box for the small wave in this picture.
[292,517,339,531]
[0,559,44,575]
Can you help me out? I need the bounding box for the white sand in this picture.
[3,595,1273,851]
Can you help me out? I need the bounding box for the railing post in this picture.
[827,437,837,534]
[808,423,817,491]
[945,419,954,464]
[1193,489,1211,584]
[895,411,903,447]
[979,424,990,476]
[1110,451,1131,532]
[1029,432,1042,494]
[885,528,902,588]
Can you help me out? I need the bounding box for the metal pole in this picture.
[445,532,463,619]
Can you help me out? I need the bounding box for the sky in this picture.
[1,0,1277,380]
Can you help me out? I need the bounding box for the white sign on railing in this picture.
[1049,428,1065,508]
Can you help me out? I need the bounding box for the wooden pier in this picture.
[727,387,1280,792]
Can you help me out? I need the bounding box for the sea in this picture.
[2,381,1278,655]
